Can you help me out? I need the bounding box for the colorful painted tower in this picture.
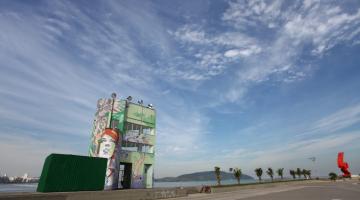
[89,95,156,189]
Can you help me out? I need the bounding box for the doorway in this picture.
[144,164,153,188]
[118,163,132,189]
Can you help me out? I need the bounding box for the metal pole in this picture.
[109,93,116,128]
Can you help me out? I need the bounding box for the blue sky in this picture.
[1,0,360,178]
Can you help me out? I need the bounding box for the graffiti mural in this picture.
[89,98,112,157]
[98,128,121,190]
[131,153,145,188]
[89,98,126,190]
[90,99,126,157]
[124,130,150,144]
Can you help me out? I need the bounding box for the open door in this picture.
[144,164,153,188]
[118,163,132,189]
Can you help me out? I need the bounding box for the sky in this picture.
[0,0,360,179]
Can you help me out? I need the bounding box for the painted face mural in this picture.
[98,129,119,158]
[98,128,121,190]
[89,99,113,157]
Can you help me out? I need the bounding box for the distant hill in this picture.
[155,171,254,182]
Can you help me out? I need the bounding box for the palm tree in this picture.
[277,168,284,180]
[306,170,312,179]
[296,168,302,179]
[289,170,296,179]
[233,168,242,184]
[329,172,337,181]
[302,169,307,179]
[255,168,263,182]
[214,166,221,185]
[266,168,274,182]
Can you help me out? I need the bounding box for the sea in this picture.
[0,179,256,193]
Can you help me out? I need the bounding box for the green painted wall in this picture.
[37,154,107,192]
[126,103,156,128]
[121,103,156,189]
[112,100,127,132]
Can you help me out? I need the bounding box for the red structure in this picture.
[337,152,351,178]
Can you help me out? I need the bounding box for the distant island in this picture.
[155,171,254,182]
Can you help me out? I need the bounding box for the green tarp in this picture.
[37,154,107,192]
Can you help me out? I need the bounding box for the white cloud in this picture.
[224,46,262,58]
[171,25,208,44]
[301,104,360,136]
[224,87,248,103]
[168,25,263,83]
[283,3,360,56]
[200,0,360,103]
[222,0,283,29]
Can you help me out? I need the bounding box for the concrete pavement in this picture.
[1,179,358,200]
[172,180,360,200]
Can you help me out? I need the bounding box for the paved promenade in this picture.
[1,179,358,200]
[174,179,360,200]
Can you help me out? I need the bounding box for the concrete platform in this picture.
[173,179,360,200]
[0,187,192,200]
[1,179,359,200]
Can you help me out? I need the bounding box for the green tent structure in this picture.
[37,154,107,192]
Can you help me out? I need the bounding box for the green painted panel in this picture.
[126,103,156,127]
[37,154,107,192]
[120,151,155,164]
[142,108,156,126]
[112,100,126,132]
[126,118,155,128]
